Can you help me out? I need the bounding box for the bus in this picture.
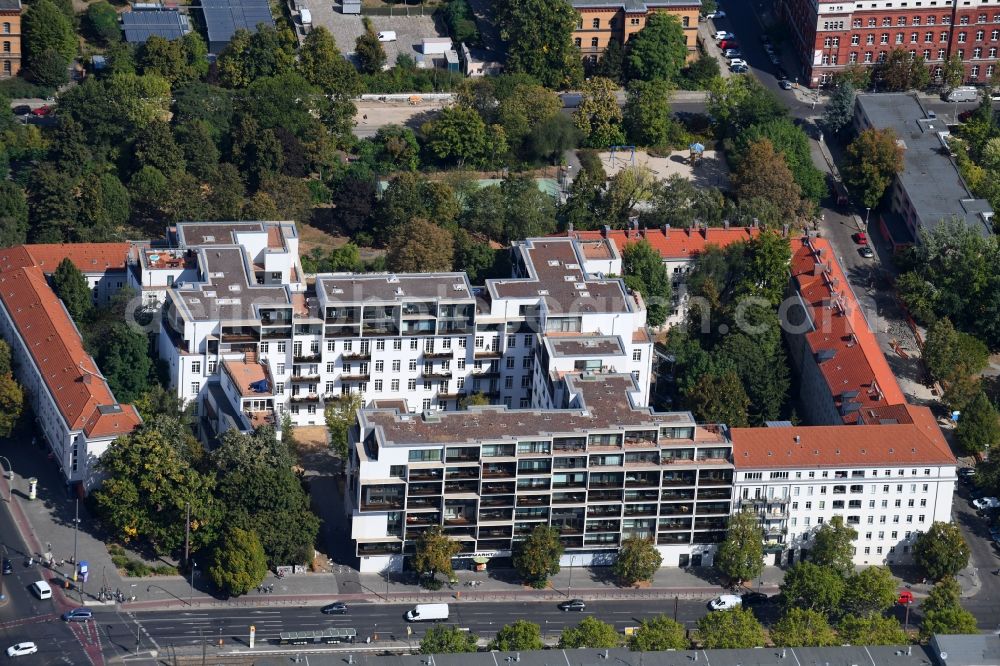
[277,628,357,645]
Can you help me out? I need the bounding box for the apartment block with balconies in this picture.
[346,373,733,573]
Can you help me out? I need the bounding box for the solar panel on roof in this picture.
[201,0,274,51]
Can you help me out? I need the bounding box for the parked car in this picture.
[723,49,743,59]
[31,105,51,117]
[1,559,11,575]
[6,643,37,658]
[859,246,875,258]
[714,31,734,41]
[558,599,587,612]
[321,602,348,615]
[769,53,781,65]
[728,58,748,69]
[11,105,29,116]
[706,10,726,19]
[852,232,868,245]
[779,80,793,90]
[718,39,739,50]
[959,468,977,481]
[62,608,93,622]
[709,595,742,611]
[741,592,769,606]
[973,497,1000,510]
[731,64,749,74]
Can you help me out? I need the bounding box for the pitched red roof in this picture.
[570,226,760,260]
[0,267,140,438]
[790,237,906,423]
[731,404,955,468]
[24,243,130,274]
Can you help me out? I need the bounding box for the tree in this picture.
[914,521,971,580]
[613,536,662,586]
[628,615,687,651]
[27,48,69,87]
[216,26,294,88]
[574,77,625,148]
[769,608,837,647]
[626,12,688,83]
[421,625,478,653]
[386,218,455,273]
[779,562,845,615]
[412,526,462,581]
[843,566,897,618]
[837,614,907,645]
[207,527,268,597]
[716,510,764,583]
[488,620,544,651]
[462,176,558,243]
[559,617,622,648]
[875,48,930,91]
[98,323,153,403]
[622,239,672,327]
[923,317,990,385]
[0,373,24,438]
[92,419,218,554]
[0,182,28,248]
[84,0,121,45]
[624,79,683,148]
[844,128,904,209]
[372,125,421,172]
[298,27,361,96]
[23,0,76,65]
[51,259,94,322]
[527,113,581,163]
[823,82,857,136]
[919,576,979,639]
[325,393,363,460]
[696,607,766,649]
[684,371,750,427]
[512,524,563,587]
[735,119,826,204]
[355,31,387,75]
[810,515,857,578]
[497,0,582,89]
[731,138,802,222]
[423,105,495,167]
[593,39,625,83]
[940,53,966,88]
[707,75,786,138]
[957,392,1000,455]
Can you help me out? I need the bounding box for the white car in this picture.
[973,497,1000,510]
[707,10,727,18]
[6,643,38,658]
[709,595,742,611]
[714,30,734,41]
[728,58,748,69]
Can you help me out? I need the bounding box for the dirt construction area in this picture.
[597,148,731,190]
[354,99,448,137]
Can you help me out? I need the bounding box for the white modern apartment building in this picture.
[154,223,654,437]
[346,373,734,573]
[731,405,957,567]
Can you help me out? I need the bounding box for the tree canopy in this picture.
[716,510,764,583]
[497,0,583,89]
[559,617,622,648]
[622,239,672,327]
[914,521,970,581]
[810,515,857,578]
[626,13,689,83]
[770,608,837,647]
[52,258,94,322]
[628,616,688,651]
[488,620,545,651]
[613,536,663,586]
[420,626,478,653]
[412,526,462,581]
[207,527,268,597]
[512,524,563,587]
[696,607,766,649]
[779,562,845,615]
[844,128,904,209]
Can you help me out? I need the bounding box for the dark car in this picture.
[11,105,29,116]
[321,602,348,615]
[558,599,586,612]
[859,246,875,258]
[1,559,11,575]
[62,608,93,622]
[741,592,769,606]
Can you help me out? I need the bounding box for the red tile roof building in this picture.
[0,244,139,491]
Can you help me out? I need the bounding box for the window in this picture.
[591,37,599,47]
[374,380,383,392]
[1,23,7,33]
[375,360,384,373]
[325,381,334,394]
[959,31,968,42]
[911,32,918,42]
[632,349,641,361]
[376,339,385,351]
[992,29,999,39]
[868,34,876,44]
[392,360,401,372]
[913,16,921,25]
[961,15,970,25]
[391,379,399,391]
[277,342,286,353]
[980,13,988,23]
[592,18,600,28]
[475,336,484,348]
[944,31,952,42]
[277,363,285,374]
[973,64,981,77]
[393,339,402,351]
[849,52,858,63]
[506,357,515,369]
[422,398,432,411]
[852,34,861,45]
[409,360,417,371]
[883,17,891,26]
[522,357,532,369]
[925,31,934,41]
[881,33,889,43]
[896,33,904,43]
[408,378,416,390]
[978,29,986,40]
[277,382,284,394]
[409,339,418,350]
[865,51,874,62]
[191,361,201,374]
[853,18,862,27]
[208,361,216,374]
[327,362,336,373]
[630,17,640,25]
[457,359,465,370]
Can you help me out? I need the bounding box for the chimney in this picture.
[701,226,708,239]
[567,222,574,234]
[640,226,646,238]
[663,224,670,237]
[723,220,730,230]
[782,223,790,237]
[601,225,610,238]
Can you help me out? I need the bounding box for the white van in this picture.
[708,594,741,611]
[405,603,448,622]
[946,86,979,102]
[30,580,52,600]
[300,8,312,25]
[377,31,397,42]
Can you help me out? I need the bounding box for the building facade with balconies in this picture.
[731,408,956,567]
[156,225,654,436]
[346,373,733,572]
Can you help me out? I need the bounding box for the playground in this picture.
[597,146,730,191]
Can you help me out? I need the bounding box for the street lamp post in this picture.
[567,556,575,593]
[71,499,79,566]
[0,456,11,502]
[865,207,871,229]
[189,560,197,605]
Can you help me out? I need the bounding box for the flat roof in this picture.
[172,246,290,322]
[317,273,474,305]
[175,221,265,247]
[361,373,726,448]
[856,93,992,237]
[122,8,190,43]
[547,335,625,358]
[202,0,274,48]
[791,236,907,423]
[487,238,634,316]
[222,358,271,397]
[732,404,955,469]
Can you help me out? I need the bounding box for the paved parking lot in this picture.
[299,1,449,65]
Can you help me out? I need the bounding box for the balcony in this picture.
[342,350,371,360]
[479,527,512,540]
[657,532,690,545]
[407,497,440,509]
[624,504,658,517]
[479,508,514,521]
[289,394,321,403]
[405,514,440,526]
[552,492,586,505]
[482,482,515,495]
[422,350,453,359]
[422,370,453,379]
[480,495,514,508]
[357,541,402,556]
[293,352,321,363]
[516,495,549,507]
[444,515,475,526]
[361,498,404,511]
[444,480,478,494]
[261,328,292,340]
[483,465,516,478]
[339,373,370,381]
[588,489,623,502]
[409,469,442,483]
[477,538,512,551]
[291,374,321,382]
[587,505,621,518]
[326,325,361,338]
[474,350,502,359]
[445,468,480,480]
